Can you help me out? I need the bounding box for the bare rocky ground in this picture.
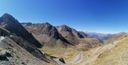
[0,36,49,65]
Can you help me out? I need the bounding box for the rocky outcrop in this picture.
[0,36,49,65]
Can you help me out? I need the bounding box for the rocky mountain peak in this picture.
[0,13,16,25]
[1,13,13,18]
[0,13,42,48]
[58,25,72,32]
[57,24,86,38]
[38,22,60,38]
[56,25,86,45]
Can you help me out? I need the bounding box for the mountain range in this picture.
[0,13,127,65]
[23,22,105,49]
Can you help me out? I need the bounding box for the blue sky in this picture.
[0,0,128,33]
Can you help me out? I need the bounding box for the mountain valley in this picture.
[0,13,128,65]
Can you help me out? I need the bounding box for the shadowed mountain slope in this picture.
[56,25,86,45]
[0,13,42,48]
[24,23,71,47]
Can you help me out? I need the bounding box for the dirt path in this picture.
[65,40,120,65]
[70,51,83,64]
[81,41,120,65]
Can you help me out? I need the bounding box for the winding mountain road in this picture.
[65,40,120,65]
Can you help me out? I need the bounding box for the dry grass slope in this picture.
[89,35,128,65]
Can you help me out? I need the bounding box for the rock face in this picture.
[56,25,86,45]
[25,23,71,47]
[0,36,48,65]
